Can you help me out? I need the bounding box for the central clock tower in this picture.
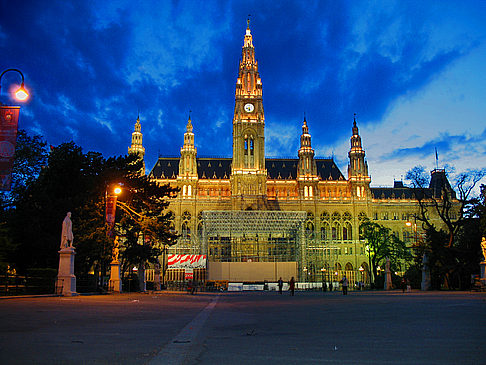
[230,20,267,209]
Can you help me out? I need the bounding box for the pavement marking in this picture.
[148,295,220,365]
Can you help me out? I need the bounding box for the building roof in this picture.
[370,187,416,200]
[149,157,345,181]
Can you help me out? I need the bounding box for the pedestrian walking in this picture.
[289,277,295,296]
[340,275,348,295]
[406,278,411,292]
[401,277,406,293]
[278,277,283,294]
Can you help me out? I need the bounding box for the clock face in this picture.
[244,103,254,113]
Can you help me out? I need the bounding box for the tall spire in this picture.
[128,114,145,174]
[179,114,198,180]
[298,116,317,180]
[231,20,267,206]
[186,111,193,133]
[182,113,195,149]
[348,114,370,197]
[244,16,253,47]
[128,115,144,156]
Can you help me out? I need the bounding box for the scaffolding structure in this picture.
[201,211,307,276]
[163,210,368,283]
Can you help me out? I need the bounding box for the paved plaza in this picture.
[0,290,485,364]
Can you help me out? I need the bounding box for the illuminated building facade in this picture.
[132,21,455,284]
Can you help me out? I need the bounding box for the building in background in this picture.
[131,21,456,284]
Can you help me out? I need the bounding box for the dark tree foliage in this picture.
[9,142,96,271]
[406,166,485,289]
[6,141,178,279]
[0,130,49,269]
[406,166,484,248]
[115,170,179,278]
[0,129,48,209]
[359,218,411,285]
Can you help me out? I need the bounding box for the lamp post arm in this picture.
[116,200,147,221]
[0,68,25,89]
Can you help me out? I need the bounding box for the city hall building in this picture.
[129,22,455,285]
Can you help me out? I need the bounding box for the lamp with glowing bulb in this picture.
[106,184,123,292]
[0,68,29,102]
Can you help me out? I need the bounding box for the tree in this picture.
[9,142,95,272]
[113,167,179,285]
[406,166,484,248]
[405,166,486,289]
[0,130,48,268]
[0,129,48,209]
[360,218,411,286]
[3,137,179,292]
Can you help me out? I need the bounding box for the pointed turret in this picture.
[178,114,198,180]
[297,116,318,199]
[298,116,317,178]
[128,114,145,174]
[348,114,370,198]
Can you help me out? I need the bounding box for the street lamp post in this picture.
[321,267,326,291]
[106,184,122,292]
[0,69,29,102]
[405,217,418,270]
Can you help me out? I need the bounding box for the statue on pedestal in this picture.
[57,212,77,296]
[60,212,74,249]
[112,236,120,262]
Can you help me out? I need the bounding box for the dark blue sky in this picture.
[1,1,485,189]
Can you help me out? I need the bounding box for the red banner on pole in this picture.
[0,106,20,191]
[105,195,117,237]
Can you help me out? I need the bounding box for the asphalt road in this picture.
[0,290,485,365]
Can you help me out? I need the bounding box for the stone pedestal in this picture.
[421,265,431,291]
[56,247,78,296]
[109,261,122,292]
[421,253,431,291]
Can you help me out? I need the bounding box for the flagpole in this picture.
[435,148,439,170]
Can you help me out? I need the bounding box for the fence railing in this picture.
[0,271,57,296]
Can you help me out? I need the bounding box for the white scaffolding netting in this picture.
[201,210,307,235]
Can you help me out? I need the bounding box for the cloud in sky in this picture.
[1,0,485,192]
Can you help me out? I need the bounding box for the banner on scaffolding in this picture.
[168,254,206,269]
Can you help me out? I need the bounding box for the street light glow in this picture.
[114,187,122,195]
[15,83,29,101]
